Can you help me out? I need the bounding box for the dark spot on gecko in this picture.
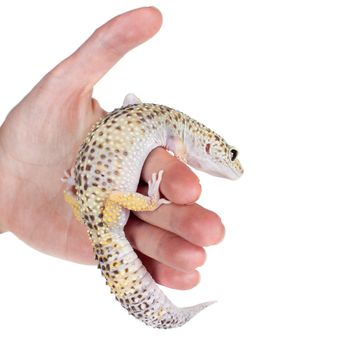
[86,164,91,171]
[123,151,128,156]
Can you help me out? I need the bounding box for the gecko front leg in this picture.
[104,170,170,219]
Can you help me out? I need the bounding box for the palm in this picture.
[0,84,104,263]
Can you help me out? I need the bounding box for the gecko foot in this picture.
[61,168,75,186]
[148,170,171,207]
[106,171,171,214]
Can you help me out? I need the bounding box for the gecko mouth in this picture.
[226,159,244,180]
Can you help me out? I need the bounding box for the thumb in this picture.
[50,7,162,92]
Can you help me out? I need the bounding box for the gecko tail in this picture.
[141,300,216,329]
[94,228,215,329]
[144,298,216,329]
[181,300,217,317]
[177,300,217,324]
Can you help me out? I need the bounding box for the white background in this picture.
[0,1,349,349]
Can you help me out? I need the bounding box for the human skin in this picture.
[0,7,225,290]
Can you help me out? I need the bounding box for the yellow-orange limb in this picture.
[63,190,83,223]
[108,192,159,212]
[103,198,122,226]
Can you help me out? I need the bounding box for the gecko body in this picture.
[63,94,243,329]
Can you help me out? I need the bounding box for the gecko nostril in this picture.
[205,143,211,154]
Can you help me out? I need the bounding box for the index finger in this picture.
[141,147,202,205]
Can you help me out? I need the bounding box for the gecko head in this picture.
[186,133,244,180]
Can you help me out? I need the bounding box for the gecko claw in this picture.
[61,168,75,186]
[147,170,171,208]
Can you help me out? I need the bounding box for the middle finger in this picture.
[133,201,225,247]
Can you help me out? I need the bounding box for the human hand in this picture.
[0,7,225,290]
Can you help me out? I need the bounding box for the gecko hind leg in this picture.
[63,189,83,223]
[106,170,171,213]
[62,167,82,223]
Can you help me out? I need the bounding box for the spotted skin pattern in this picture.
[63,95,243,329]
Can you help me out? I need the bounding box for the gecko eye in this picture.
[230,149,238,161]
